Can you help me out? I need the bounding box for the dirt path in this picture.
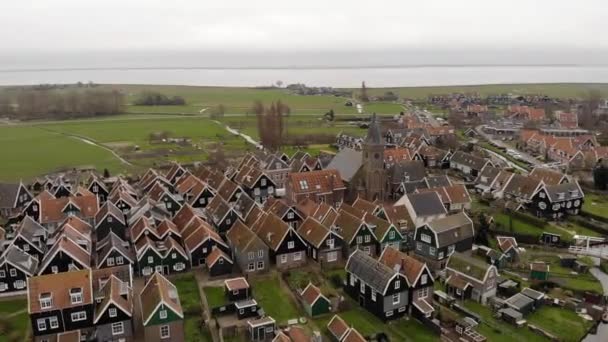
[40,127,133,166]
[193,269,221,342]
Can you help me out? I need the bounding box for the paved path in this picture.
[589,268,608,295]
[212,120,262,149]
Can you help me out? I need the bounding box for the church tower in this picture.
[362,113,385,201]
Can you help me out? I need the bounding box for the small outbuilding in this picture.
[505,293,535,316]
[558,254,577,268]
[235,299,259,319]
[499,307,523,325]
[248,316,276,341]
[521,287,545,308]
[206,246,233,277]
[225,277,250,302]
[529,261,550,281]
[300,283,331,317]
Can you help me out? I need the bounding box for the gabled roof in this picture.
[39,195,99,224]
[94,275,133,323]
[226,220,267,253]
[250,212,296,251]
[175,174,203,195]
[140,272,183,325]
[397,191,447,218]
[225,277,249,291]
[529,167,566,185]
[267,199,295,219]
[446,252,495,283]
[94,201,125,227]
[217,179,241,201]
[183,219,226,253]
[327,315,350,341]
[502,174,542,200]
[0,182,25,208]
[172,204,206,231]
[424,175,452,188]
[39,235,91,274]
[379,247,429,286]
[96,232,133,266]
[424,212,474,248]
[233,193,258,220]
[352,197,378,215]
[450,151,489,170]
[28,269,93,313]
[345,249,403,295]
[296,217,334,248]
[300,282,329,306]
[497,236,518,253]
[343,328,367,342]
[62,216,93,236]
[382,205,413,228]
[0,244,39,276]
[364,213,399,242]
[14,216,47,253]
[288,169,345,194]
[206,246,233,266]
[206,196,234,226]
[131,217,162,242]
[541,182,584,202]
[331,210,370,244]
[388,160,426,184]
[325,148,363,183]
[165,162,186,183]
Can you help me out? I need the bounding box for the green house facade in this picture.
[301,283,331,317]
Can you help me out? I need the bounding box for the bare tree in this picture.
[276,80,283,88]
[208,143,229,170]
[579,89,601,129]
[359,81,370,102]
[254,101,286,151]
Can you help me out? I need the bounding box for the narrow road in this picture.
[475,125,541,167]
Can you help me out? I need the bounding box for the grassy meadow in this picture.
[1,82,607,181]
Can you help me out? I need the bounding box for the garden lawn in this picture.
[250,273,301,324]
[203,286,228,308]
[313,304,437,342]
[582,193,608,219]
[363,102,403,114]
[172,274,209,342]
[464,300,547,342]
[0,299,29,342]
[527,306,593,342]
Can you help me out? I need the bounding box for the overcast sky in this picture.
[2,0,606,52]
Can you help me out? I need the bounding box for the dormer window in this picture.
[40,292,53,309]
[70,288,83,304]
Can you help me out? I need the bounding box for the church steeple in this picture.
[366,113,382,145]
[361,112,385,201]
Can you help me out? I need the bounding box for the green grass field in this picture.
[202,286,228,308]
[172,274,212,342]
[582,193,608,219]
[0,299,29,342]
[249,272,301,324]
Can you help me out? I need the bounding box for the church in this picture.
[327,113,391,202]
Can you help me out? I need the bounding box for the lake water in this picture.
[1,66,608,87]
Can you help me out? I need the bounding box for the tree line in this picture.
[133,91,186,106]
[0,88,124,120]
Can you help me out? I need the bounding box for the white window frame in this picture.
[327,251,338,262]
[109,307,117,317]
[70,289,83,305]
[257,250,263,258]
[247,263,255,271]
[280,254,288,263]
[389,230,395,239]
[159,309,167,319]
[360,282,365,294]
[71,311,87,322]
[116,256,124,265]
[147,256,154,264]
[288,241,295,249]
[0,270,4,278]
[37,319,47,331]
[371,291,376,302]
[392,293,400,305]
[364,235,371,243]
[421,274,428,285]
[421,233,432,243]
[293,252,303,261]
[49,316,59,329]
[257,261,264,270]
[160,325,170,339]
[356,236,363,244]
[112,322,124,335]
[107,257,115,266]
[9,269,17,277]
[394,280,400,289]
